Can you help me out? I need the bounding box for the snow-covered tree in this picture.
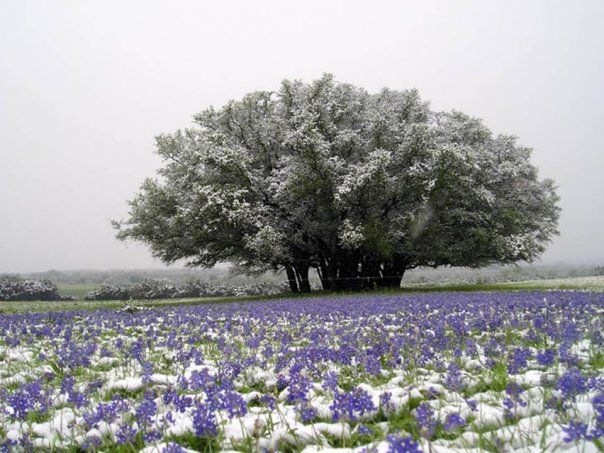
[114,75,559,292]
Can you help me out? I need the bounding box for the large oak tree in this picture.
[114,75,560,292]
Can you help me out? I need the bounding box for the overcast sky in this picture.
[1,0,603,273]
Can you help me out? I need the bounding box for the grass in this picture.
[56,283,102,299]
[400,275,604,292]
[1,275,602,315]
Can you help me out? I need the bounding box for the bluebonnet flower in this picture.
[357,424,373,436]
[286,374,312,403]
[386,433,423,452]
[556,368,587,401]
[415,403,436,438]
[192,348,204,365]
[364,355,382,375]
[189,369,213,391]
[56,342,96,368]
[380,391,393,412]
[192,403,218,437]
[83,401,122,428]
[558,344,579,367]
[505,382,526,404]
[177,374,189,390]
[563,420,591,442]
[322,371,339,392]
[141,361,154,384]
[7,391,32,420]
[81,436,102,450]
[465,339,478,357]
[276,373,289,391]
[501,382,526,419]
[536,349,555,366]
[116,423,138,445]
[18,435,34,452]
[445,362,464,391]
[589,376,604,392]
[215,390,247,418]
[143,428,162,443]
[508,347,532,374]
[163,389,177,405]
[164,411,175,425]
[591,393,604,439]
[465,398,478,412]
[172,395,193,412]
[0,439,18,453]
[260,394,276,410]
[135,395,157,425]
[60,376,75,394]
[68,389,88,409]
[502,398,515,419]
[86,380,103,393]
[331,387,376,422]
[163,442,186,453]
[297,402,318,423]
[443,413,465,431]
[129,338,145,362]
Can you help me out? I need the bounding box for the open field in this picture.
[0,296,244,315]
[400,275,604,293]
[0,290,602,452]
[56,283,102,299]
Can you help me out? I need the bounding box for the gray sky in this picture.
[1,0,603,273]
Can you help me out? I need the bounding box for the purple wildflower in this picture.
[415,403,436,438]
[387,433,423,452]
[443,413,465,431]
[556,368,588,401]
[163,443,186,453]
[330,387,376,422]
[192,403,218,437]
[536,349,555,367]
[563,420,591,442]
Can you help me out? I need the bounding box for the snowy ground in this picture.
[0,291,602,452]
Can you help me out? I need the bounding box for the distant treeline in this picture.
[18,263,604,287]
[19,268,233,285]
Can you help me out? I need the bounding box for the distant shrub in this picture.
[594,266,604,276]
[84,279,288,301]
[83,285,131,301]
[0,275,63,301]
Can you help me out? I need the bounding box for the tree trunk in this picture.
[377,272,404,288]
[285,266,299,293]
[377,255,407,288]
[318,258,332,291]
[335,253,362,291]
[361,256,381,290]
[294,263,311,293]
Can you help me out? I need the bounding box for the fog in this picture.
[1,0,603,273]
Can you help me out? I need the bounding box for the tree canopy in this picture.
[114,75,560,292]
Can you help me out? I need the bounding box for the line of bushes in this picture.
[0,276,73,301]
[84,279,289,300]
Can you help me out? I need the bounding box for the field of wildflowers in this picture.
[0,291,602,452]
